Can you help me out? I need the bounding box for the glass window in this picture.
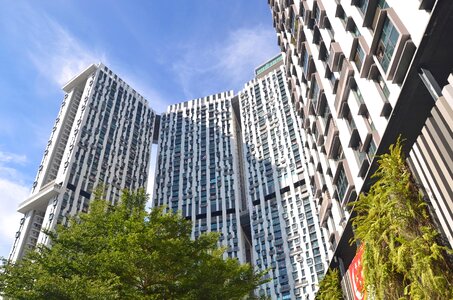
[312,80,320,106]
[290,11,298,35]
[353,42,365,70]
[329,71,337,88]
[357,0,369,15]
[366,139,377,158]
[336,167,348,201]
[349,20,360,37]
[372,0,389,27]
[302,50,309,73]
[314,4,321,26]
[376,17,399,72]
[337,5,347,25]
[376,72,390,99]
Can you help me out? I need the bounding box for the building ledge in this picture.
[17,181,62,213]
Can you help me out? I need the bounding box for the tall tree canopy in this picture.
[0,189,266,300]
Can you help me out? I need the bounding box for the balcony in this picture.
[345,117,360,148]
[356,150,370,178]
[314,92,327,116]
[306,98,316,116]
[296,21,306,54]
[350,82,367,115]
[327,42,344,72]
[325,120,340,159]
[300,42,316,79]
[316,131,324,147]
[319,192,332,226]
[300,1,311,26]
[334,163,356,206]
[334,61,354,114]
[313,171,325,198]
[312,0,327,28]
[350,36,373,78]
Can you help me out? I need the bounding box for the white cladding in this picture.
[10,64,156,261]
[152,92,248,263]
[239,62,329,300]
[269,0,434,265]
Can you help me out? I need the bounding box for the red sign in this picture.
[348,244,366,300]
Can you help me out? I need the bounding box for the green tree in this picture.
[316,269,343,300]
[351,138,453,299]
[0,189,266,300]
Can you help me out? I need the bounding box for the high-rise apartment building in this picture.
[9,64,157,261]
[152,92,249,263]
[152,55,330,299]
[10,0,453,294]
[269,0,453,296]
[238,55,329,299]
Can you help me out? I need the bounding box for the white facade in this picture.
[10,64,157,261]
[269,0,436,264]
[151,57,331,299]
[153,92,249,262]
[239,56,329,299]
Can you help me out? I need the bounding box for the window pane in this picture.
[354,43,365,70]
[376,17,399,72]
[357,0,369,14]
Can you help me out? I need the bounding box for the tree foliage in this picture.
[351,138,453,299]
[0,189,266,300]
[316,269,343,300]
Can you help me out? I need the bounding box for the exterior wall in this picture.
[268,0,434,266]
[239,58,329,300]
[408,74,453,248]
[9,64,156,261]
[152,92,248,263]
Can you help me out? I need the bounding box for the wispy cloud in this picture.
[25,14,107,87]
[0,149,28,183]
[0,150,27,165]
[216,25,279,86]
[0,150,30,259]
[17,7,170,113]
[173,24,279,99]
[0,178,29,260]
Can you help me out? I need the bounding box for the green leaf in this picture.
[1,188,266,300]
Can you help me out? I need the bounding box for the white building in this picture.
[152,92,249,263]
[269,0,453,297]
[151,57,332,299]
[238,55,329,299]
[10,64,157,261]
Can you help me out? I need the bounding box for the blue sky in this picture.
[0,1,279,258]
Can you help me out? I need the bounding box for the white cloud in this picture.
[173,24,279,98]
[0,178,29,260]
[216,25,279,86]
[0,150,27,165]
[0,150,28,183]
[25,15,108,87]
[0,150,29,259]
[19,8,170,113]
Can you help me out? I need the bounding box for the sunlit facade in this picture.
[269,0,453,297]
[10,64,157,261]
[238,55,329,299]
